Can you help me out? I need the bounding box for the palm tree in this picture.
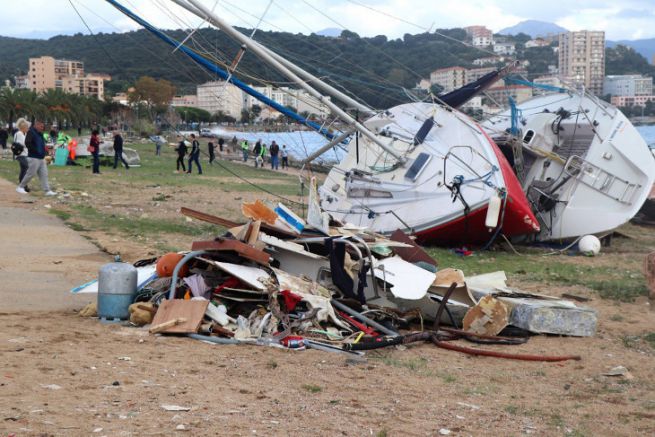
[0,88,43,126]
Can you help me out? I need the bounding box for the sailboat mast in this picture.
[178,0,404,162]
[168,0,374,116]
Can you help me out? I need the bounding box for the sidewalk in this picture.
[0,178,109,312]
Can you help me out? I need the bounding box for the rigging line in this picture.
[213,0,397,108]
[68,0,125,73]
[76,1,213,88]
[299,0,423,82]
[74,1,303,204]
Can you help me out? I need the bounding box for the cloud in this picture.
[1,0,654,41]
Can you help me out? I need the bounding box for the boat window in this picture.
[404,152,431,181]
[523,130,535,144]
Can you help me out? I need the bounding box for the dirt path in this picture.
[1,178,654,436]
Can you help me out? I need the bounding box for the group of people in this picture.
[8,119,130,196]
[175,134,202,174]
[240,139,289,170]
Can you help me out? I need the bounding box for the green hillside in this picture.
[1,27,653,110]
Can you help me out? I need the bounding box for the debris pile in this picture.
[75,180,597,360]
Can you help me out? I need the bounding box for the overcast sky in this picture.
[3,0,655,41]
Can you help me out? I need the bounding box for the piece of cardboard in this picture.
[150,299,209,334]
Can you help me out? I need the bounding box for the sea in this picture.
[637,124,655,146]
[211,123,655,163]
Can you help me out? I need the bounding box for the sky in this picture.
[2,0,655,41]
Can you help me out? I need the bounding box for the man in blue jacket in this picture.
[16,120,56,196]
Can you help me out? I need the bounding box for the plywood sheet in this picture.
[150,299,209,334]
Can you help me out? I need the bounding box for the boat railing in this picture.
[564,155,642,205]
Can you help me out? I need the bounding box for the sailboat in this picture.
[107,0,541,244]
[481,87,655,241]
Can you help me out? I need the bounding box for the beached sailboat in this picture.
[107,0,540,245]
[481,89,655,240]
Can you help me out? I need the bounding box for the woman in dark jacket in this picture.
[90,129,101,174]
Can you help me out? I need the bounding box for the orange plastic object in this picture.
[241,200,278,225]
[156,252,189,278]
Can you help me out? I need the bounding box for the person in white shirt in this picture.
[13,118,30,192]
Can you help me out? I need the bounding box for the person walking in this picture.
[218,137,225,153]
[13,118,30,192]
[241,139,249,162]
[259,142,267,169]
[0,126,8,150]
[253,140,262,168]
[89,129,102,174]
[269,141,280,170]
[16,120,56,195]
[112,131,129,170]
[187,134,202,174]
[208,141,215,165]
[175,136,187,172]
[281,144,289,169]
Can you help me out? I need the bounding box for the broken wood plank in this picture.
[191,237,271,265]
[180,207,241,228]
[149,317,187,334]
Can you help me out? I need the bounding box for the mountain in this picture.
[607,38,655,65]
[499,20,567,38]
[315,28,341,38]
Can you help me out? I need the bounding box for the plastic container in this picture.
[54,147,69,166]
[97,261,138,320]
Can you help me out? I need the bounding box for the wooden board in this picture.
[390,229,437,267]
[150,299,209,334]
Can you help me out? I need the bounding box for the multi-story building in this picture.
[493,41,516,56]
[611,95,655,107]
[473,56,505,67]
[26,56,107,99]
[430,67,467,93]
[558,30,605,95]
[485,84,533,106]
[533,75,564,89]
[603,75,653,97]
[466,67,496,84]
[171,95,199,107]
[464,26,493,47]
[14,75,29,89]
[247,85,331,118]
[525,38,551,49]
[197,81,248,118]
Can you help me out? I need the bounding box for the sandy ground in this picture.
[1,179,655,436]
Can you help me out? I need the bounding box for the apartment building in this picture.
[27,56,107,99]
[603,75,653,97]
[197,81,248,118]
[558,30,605,95]
[248,85,331,118]
[430,67,467,93]
[464,26,494,47]
[611,95,655,107]
[171,94,199,107]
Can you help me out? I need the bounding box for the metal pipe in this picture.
[168,0,373,116]
[180,0,404,163]
[301,128,355,164]
[168,250,207,299]
[331,299,398,336]
[188,333,241,345]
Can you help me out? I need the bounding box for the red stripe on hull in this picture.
[415,126,539,246]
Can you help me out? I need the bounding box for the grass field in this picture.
[0,140,652,301]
